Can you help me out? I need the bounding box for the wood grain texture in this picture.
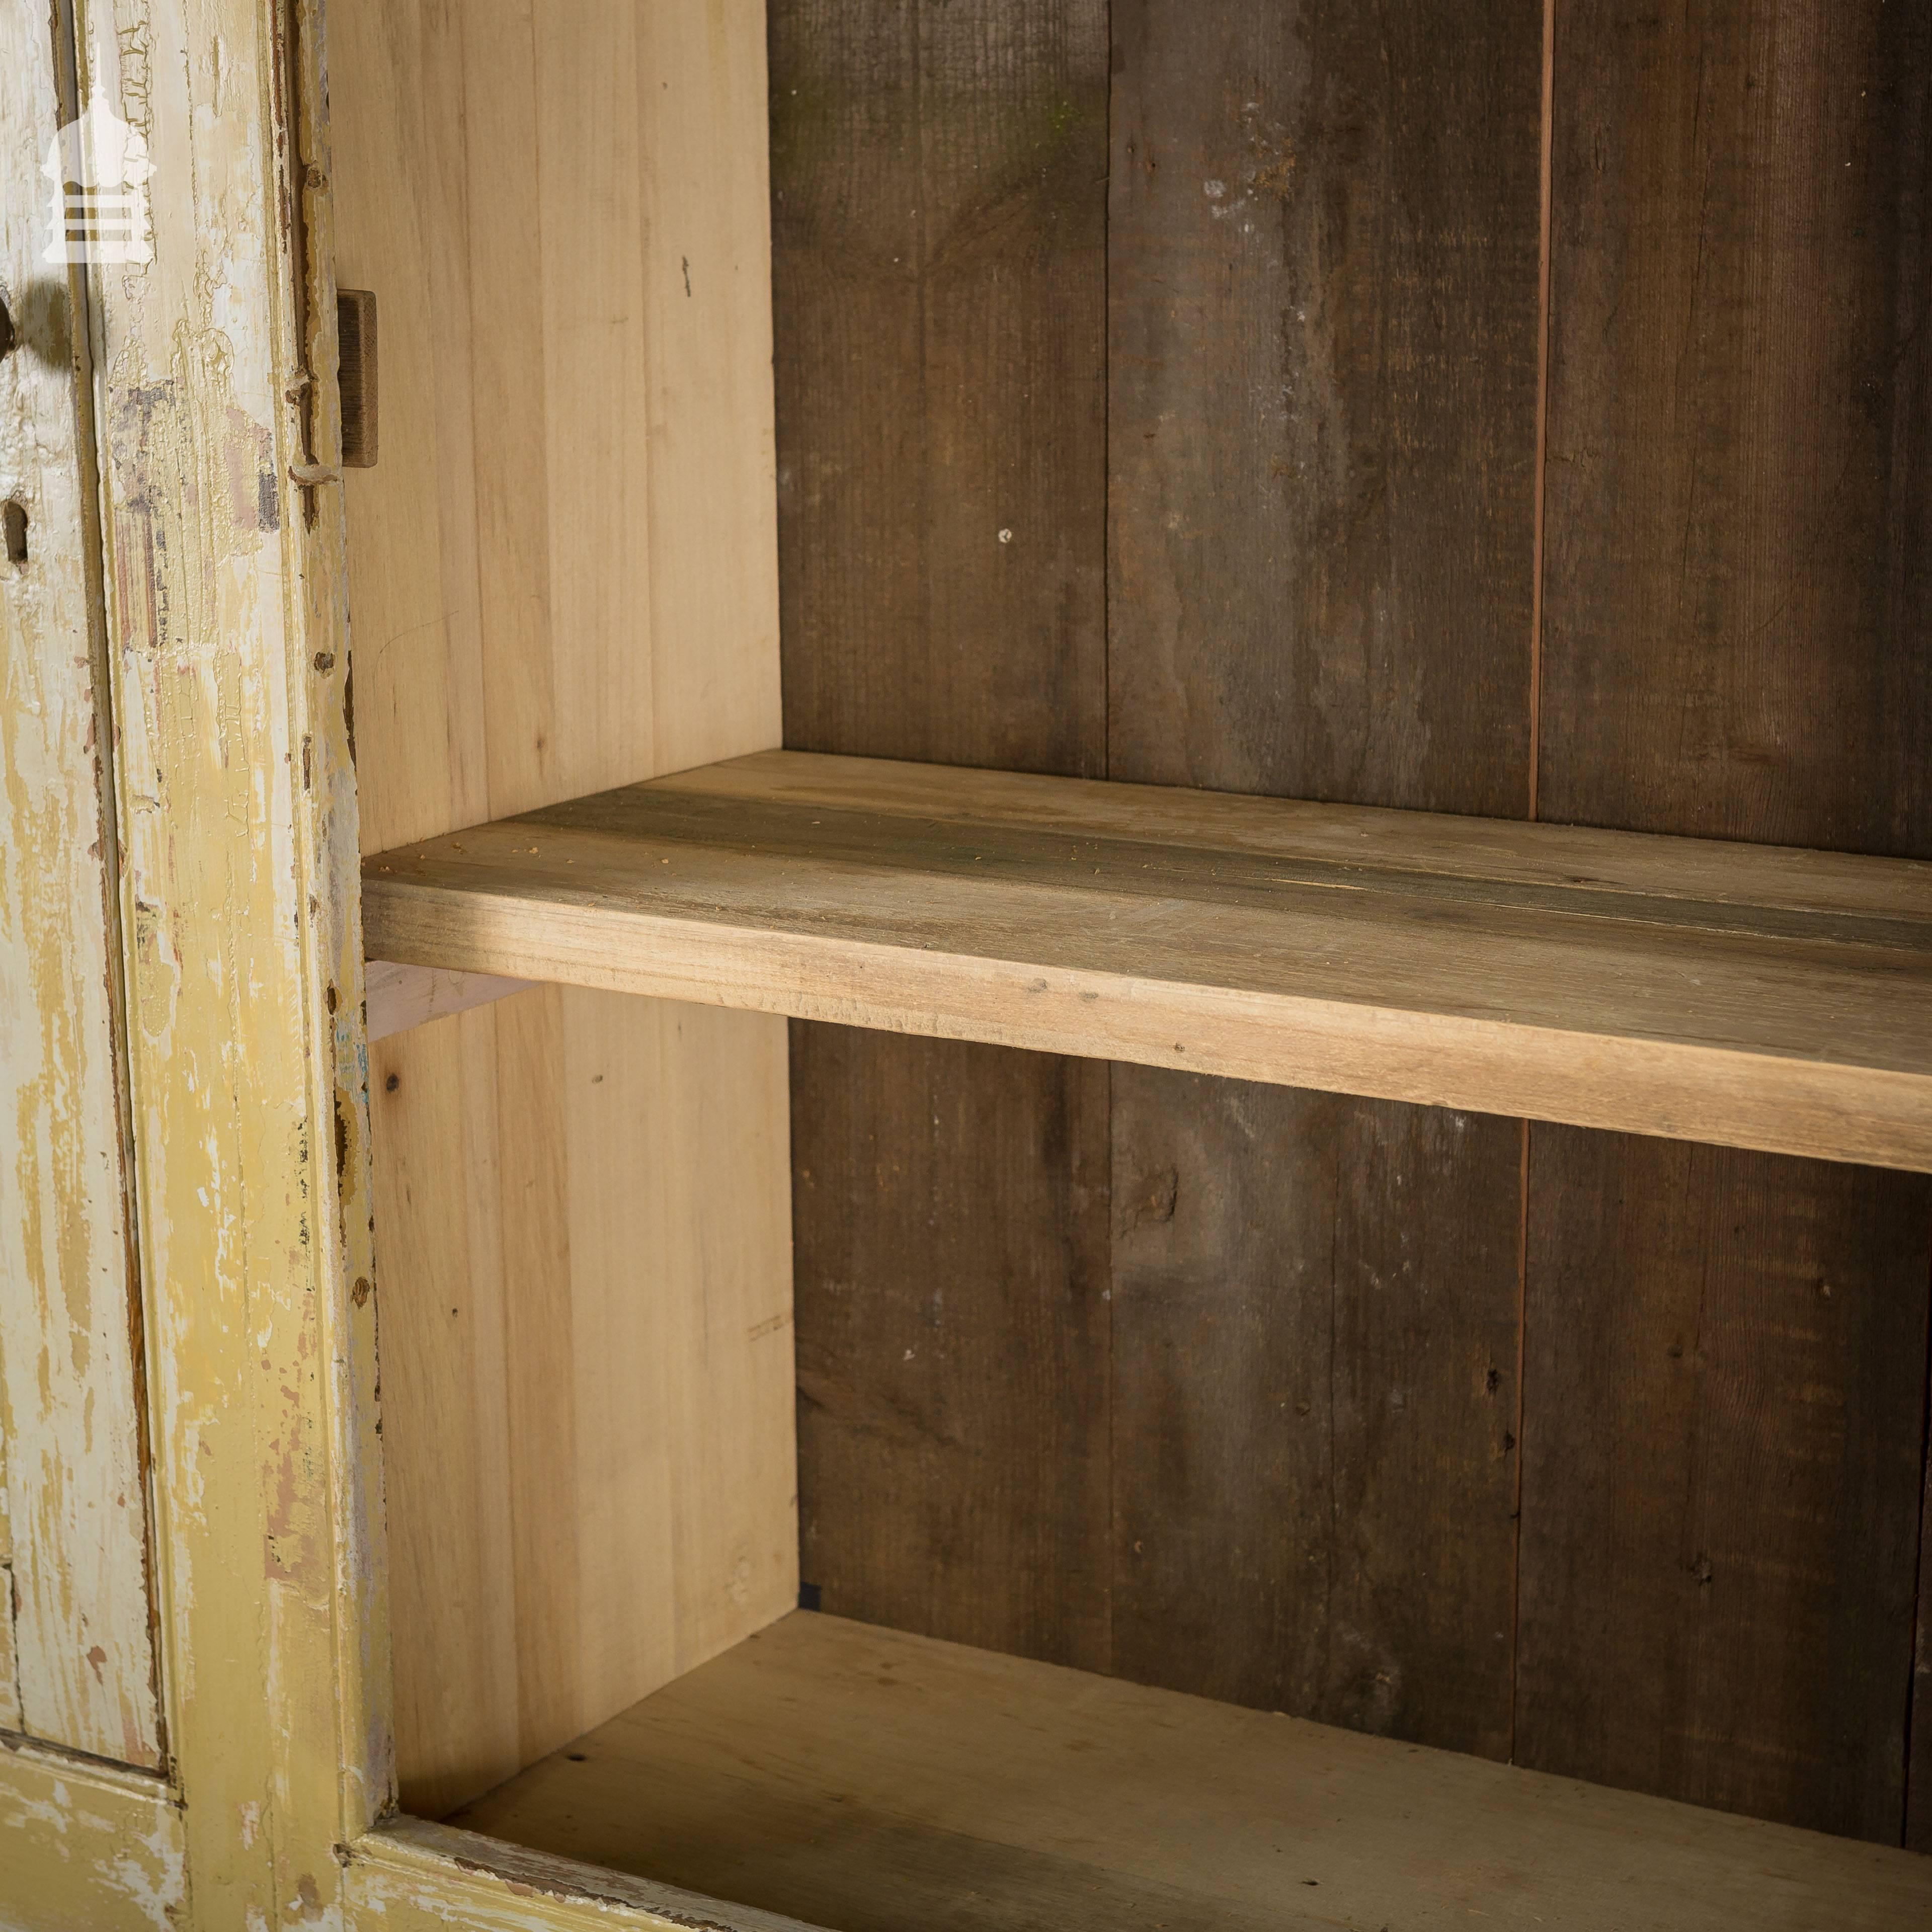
[372,992,797,1820]
[365,960,533,1042]
[1110,1072,1519,1753]
[1107,0,1541,812]
[0,7,159,1766]
[335,0,780,839]
[1517,1133,1931,1841]
[1101,0,1539,1763]
[769,0,1115,1707]
[450,1611,1932,1932]
[362,751,1932,1172]
[792,1026,1111,1669]
[1539,0,1930,851]
[1526,0,1932,1844]
[770,0,1108,775]
[366,1008,518,1819]
[331,0,794,1812]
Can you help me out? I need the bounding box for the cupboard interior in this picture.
[332,3,1932,1928]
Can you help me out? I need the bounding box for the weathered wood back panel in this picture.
[1521,1,1932,1842]
[773,0,1116,1673]
[776,0,1932,1844]
[1103,0,1539,1758]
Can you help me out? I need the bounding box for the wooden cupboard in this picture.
[1,1,1928,1928]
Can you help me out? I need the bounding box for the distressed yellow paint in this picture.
[0,1738,186,1930]
[4,2,786,1925]
[0,3,162,1766]
[346,1818,803,1932]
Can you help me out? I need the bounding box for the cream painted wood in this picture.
[331,0,795,1815]
[0,3,159,1766]
[0,1738,186,1931]
[54,0,389,1923]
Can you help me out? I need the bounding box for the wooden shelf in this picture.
[362,751,1932,1170]
[438,1611,1932,1932]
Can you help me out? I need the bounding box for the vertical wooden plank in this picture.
[636,1001,800,1674]
[369,1012,520,1821]
[1912,1451,1932,1854]
[1110,1075,1520,1753]
[1103,1,1540,1755]
[771,0,1108,774]
[1528,0,1932,1843]
[0,7,159,1765]
[334,0,793,1811]
[375,991,798,1822]
[1108,0,1541,812]
[792,1028,1111,1670]
[1538,1,1931,852]
[1518,1135,1930,1842]
[635,3,785,774]
[770,0,1114,1665]
[495,989,585,1758]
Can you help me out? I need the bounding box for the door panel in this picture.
[0,7,160,1766]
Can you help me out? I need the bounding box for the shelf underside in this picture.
[362,751,1932,1170]
[440,1610,1932,1932]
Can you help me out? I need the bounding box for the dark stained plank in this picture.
[769,0,1114,1671]
[791,1026,1112,1670]
[770,0,1109,776]
[1103,0,1543,1759]
[1538,1,1932,850]
[1110,1073,1521,1755]
[1517,1133,1931,1842]
[1107,0,1542,814]
[1527,0,1932,1844]
[1912,1460,1932,1853]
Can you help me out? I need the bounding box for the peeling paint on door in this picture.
[0,0,162,1772]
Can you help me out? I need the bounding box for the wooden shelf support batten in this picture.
[363,751,1932,1172]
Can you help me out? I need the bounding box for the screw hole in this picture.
[3,502,27,567]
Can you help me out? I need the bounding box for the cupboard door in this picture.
[0,10,160,1766]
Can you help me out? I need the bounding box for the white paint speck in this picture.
[1204,179,1226,199]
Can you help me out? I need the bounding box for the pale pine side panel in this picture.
[0,9,159,1765]
[331,0,793,1813]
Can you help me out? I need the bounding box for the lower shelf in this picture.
[442,1610,1930,1932]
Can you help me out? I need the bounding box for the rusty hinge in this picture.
[338,288,377,468]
